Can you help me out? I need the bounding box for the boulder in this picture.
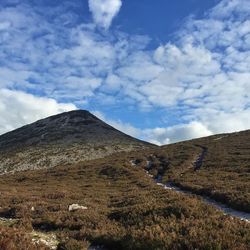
[68,204,88,212]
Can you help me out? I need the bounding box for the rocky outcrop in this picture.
[68,204,88,212]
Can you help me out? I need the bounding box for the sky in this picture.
[0,0,249,145]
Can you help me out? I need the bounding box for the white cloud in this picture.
[92,111,213,145]
[117,52,164,82]
[88,0,122,29]
[209,0,250,19]
[196,108,250,135]
[142,122,213,145]
[0,89,76,135]
[0,21,11,30]
[0,5,117,102]
[110,0,250,136]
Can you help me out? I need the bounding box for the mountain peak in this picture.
[0,110,143,151]
[0,110,152,173]
[38,109,101,130]
[46,109,95,121]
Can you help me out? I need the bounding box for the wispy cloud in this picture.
[107,0,250,141]
[88,0,122,29]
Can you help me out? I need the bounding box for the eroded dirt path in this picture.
[130,152,250,223]
[157,147,250,223]
[162,183,250,222]
[193,145,208,171]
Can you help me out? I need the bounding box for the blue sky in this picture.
[0,0,249,144]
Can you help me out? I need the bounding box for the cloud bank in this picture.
[88,0,122,29]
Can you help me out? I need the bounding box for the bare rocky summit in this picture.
[0,110,152,174]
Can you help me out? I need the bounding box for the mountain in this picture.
[0,130,249,249]
[0,112,249,249]
[0,110,153,174]
[1,109,249,213]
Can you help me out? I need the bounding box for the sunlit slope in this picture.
[135,130,250,212]
[0,153,249,249]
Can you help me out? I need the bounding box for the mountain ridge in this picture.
[0,110,150,150]
[0,110,153,174]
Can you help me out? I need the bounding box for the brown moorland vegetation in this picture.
[0,153,249,249]
[144,130,250,213]
[0,226,49,250]
[122,131,250,213]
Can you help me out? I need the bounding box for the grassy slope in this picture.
[0,153,249,250]
[142,130,250,212]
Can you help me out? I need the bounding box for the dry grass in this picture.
[0,226,49,250]
[0,153,249,249]
[154,131,250,212]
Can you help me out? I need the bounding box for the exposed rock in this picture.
[31,231,59,250]
[68,204,88,212]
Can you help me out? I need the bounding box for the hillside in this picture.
[166,130,250,212]
[0,112,249,249]
[0,110,152,174]
[0,153,249,249]
[0,111,249,213]
[130,130,250,212]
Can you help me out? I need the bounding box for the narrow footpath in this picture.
[131,148,250,223]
